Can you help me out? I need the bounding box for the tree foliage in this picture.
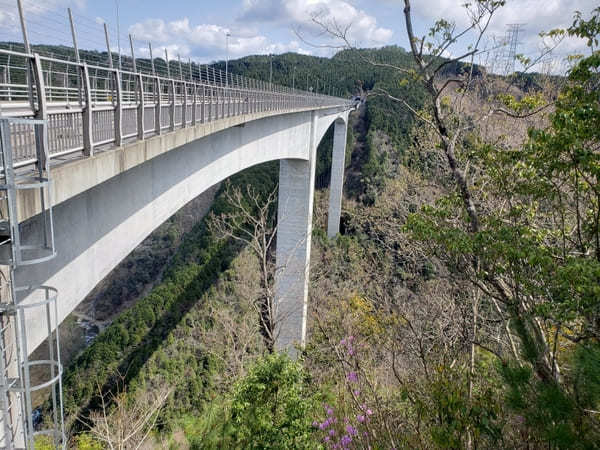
[185,354,321,449]
[404,7,600,447]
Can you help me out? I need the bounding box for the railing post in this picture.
[81,63,94,156]
[169,80,175,131]
[222,87,226,119]
[225,87,228,119]
[215,87,219,119]
[181,81,187,128]
[209,86,213,121]
[227,87,231,117]
[219,87,222,119]
[31,54,48,168]
[154,77,161,135]
[191,83,197,126]
[201,85,205,123]
[114,70,123,146]
[137,73,144,139]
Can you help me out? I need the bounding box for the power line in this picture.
[502,24,525,75]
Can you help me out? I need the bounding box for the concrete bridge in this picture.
[0,44,352,447]
[2,50,352,353]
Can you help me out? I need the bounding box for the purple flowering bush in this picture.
[310,336,379,449]
[312,400,375,449]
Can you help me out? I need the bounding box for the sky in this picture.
[0,0,595,71]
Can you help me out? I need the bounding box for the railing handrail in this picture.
[0,47,353,169]
[0,48,342,99]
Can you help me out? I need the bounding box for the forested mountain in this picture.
[51,43,428,436]
[29,6,600,449]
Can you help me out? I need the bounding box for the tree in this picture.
[81,373,172,450]
[405,7,600,447]
[225,353,321,449]
[306,1,599,447]
[208,183,280,351]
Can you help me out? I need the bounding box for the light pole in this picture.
[225,32,231,87]
[292,65,296,90]
[116,0,121,70]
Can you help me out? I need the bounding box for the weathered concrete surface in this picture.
[274,112,318,353]
[16,106,349,355]
[16,105,348,223]
[327,114,349,239]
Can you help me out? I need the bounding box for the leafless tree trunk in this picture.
[305,0,565,383]
[208,183,280,351]
[81,373,172,450]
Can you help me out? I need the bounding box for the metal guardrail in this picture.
[0,49,353,168]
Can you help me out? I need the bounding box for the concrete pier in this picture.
[274,112,318,353]
[327,115,349,239]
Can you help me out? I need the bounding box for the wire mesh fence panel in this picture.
[48,111,83,156]
[122,107,137,137]
[89,67,114,104]
[160,105,170,129]
[186,104,192,124]
[92,108,115,145]
[174,103,183,126]
[121,73,138,103]
[143,106,155,133]
[8,118,36,164]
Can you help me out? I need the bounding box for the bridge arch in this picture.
[16,107,350,355]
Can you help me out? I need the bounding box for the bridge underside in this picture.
[14,107,349,355]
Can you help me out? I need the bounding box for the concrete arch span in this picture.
[16,107,350,355]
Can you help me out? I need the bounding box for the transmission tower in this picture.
[502,24,525,75]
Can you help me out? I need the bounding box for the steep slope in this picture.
[44,45,432,444]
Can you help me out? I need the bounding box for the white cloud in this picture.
[0,0,88,46]
[266,40,313,55]
[0,10,16,29]
[21,0,86,15]
[241,0,394,46]
[408,0,591,65]
[128,17,312,62]
[129,19,172,43]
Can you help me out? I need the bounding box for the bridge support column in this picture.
[274,111,318,355]
[327,116,348,239]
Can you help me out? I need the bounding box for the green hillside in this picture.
[31,7,600,446]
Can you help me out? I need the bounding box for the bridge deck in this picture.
[0,48,351,170]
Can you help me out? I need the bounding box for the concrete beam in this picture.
[327,114,348,239]
[15,111,316,355]
[14,107,350,356]
[274,111,318,354]
[16,105,348,224]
